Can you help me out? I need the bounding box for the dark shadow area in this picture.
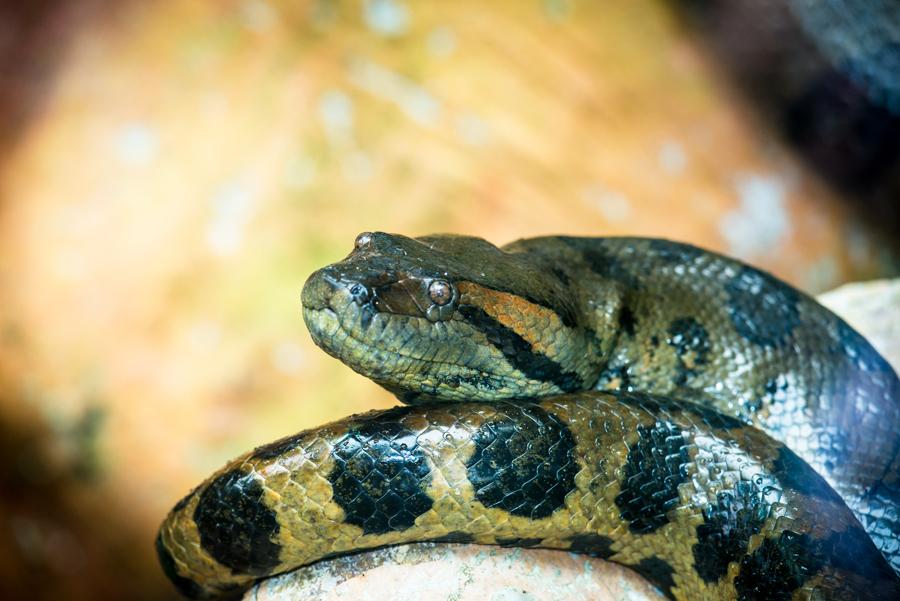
[0,401,181,601]
[672,0,900,245]
[0,1,130,160]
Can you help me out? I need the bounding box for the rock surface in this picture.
[244,279,900,600]
[818,279,900,373]
[247,543,664,601]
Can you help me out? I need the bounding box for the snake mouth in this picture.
[300,261,572,402]
[302,302,451,370]
[302,292,520,402]
[302,265,455,369]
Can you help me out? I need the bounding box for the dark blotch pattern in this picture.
[747,375,792,415]
[760,375,791,407]
[497,536,543,548]
[614,421,689,534]
[156,534,206,599]
[632,556,677,600]
[429,532,476,544]
[194,469,282,576]
[735,527,896,601]
[466,404,577,519]
[725,267,801,348]
[619,306,637,337]
[457,304,582,392]
[328,413,433,535]
[734,530,821,601]
[666,317,710,386]
[771,446,845,505]
[567,533,615,559]
[692,480,772,582]
[565,239,641,290]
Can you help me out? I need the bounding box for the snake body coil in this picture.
[158,233,900,600]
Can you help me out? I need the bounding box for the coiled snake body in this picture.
[158,233,900,600]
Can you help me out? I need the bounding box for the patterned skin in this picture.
[158,233,900,599]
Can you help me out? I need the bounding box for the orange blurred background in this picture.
[0,1,896,599]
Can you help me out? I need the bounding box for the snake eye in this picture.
[354,232,373,250]
[428,280,453,306]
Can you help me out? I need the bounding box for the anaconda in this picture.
[157,233,900,600]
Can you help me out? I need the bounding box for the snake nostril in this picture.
[349,283,370,304]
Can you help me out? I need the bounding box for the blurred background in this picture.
[0,1,896,599]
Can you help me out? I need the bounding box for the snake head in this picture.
[301,231,605,403]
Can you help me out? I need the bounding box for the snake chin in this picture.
[302,303,527,402]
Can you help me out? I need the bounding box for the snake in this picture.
[157,232,900,600]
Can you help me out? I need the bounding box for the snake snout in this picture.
[302,268,373,311]
[301,268,340,311]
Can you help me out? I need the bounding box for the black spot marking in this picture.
[457,304,583,392]
[194,469,282,576]
[156,533,206,599]
[632,556,677,600]
[666,317,710,386]
[614,421,690,534]
[760,375,791,409]
[429,532,476,544]
[748,374,794,417]
[328,412,433,535]
[734,530,820,601]
[585,326,603,351]
[692,479,774,582]
[466,404,577,519]
[497,537,543,548]
[771,446,845,505]
[563,239,641,290]
[725,267,801,348]
[567,533,615,559]
[648,239,704,264]
[732,527,897,601]
[619,306,637,337]
[741,396,762,415]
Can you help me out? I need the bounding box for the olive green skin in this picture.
[158,393,898,600]
[159,233,900,599]
[302,233,900,568]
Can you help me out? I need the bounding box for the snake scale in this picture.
[158,232,900,600]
